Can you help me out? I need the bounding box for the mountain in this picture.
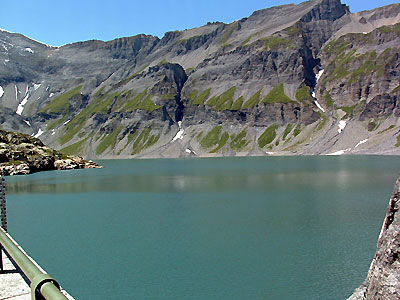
[0,0,399,158]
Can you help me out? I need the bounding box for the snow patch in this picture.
[338,120,346,133]
[23,120,31,127]
[33,83,41,90]
[25,48,34,53]
[15,85,18,101]
[0,86,3,98]
[33,129,43,138]
[185,149,192,154]
[49,92,54,98]
[51,129,56,136]
[327,148,351,156]
[172,129,185,141]
[63,120,71,125]
[314,100,325,113]
[355,139,368,148]
[172,122,184,141]
[315,69,324,83]
[16,86,29,115]
[266,152,274,155]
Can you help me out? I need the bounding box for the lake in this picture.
[4,156,400,299]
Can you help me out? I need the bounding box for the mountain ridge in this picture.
[0,0,399,158]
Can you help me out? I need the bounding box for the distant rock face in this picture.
[0,0,399,158]
[348,177,400,300]
[0,129,101,176]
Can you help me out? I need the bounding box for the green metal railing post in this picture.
[0,227,69,300]
[0,176,6,231]
[0,175,5,272]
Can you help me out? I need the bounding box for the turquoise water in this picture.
[4,156,400,300]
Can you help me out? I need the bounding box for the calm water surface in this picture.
[5,156,400,300]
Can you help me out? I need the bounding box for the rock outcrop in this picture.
[348,177,400,300]
[0,129,101,176]
[0,0,399,158]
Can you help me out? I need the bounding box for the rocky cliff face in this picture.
[348,177,400,300]
[0,0,399,158]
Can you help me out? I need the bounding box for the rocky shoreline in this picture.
[348,177,400,299]
[0,129,101,176]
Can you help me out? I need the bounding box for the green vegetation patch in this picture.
[317,113,328,131]
[324,38,351,56]
[188,88,211,106]
[262,36,292,51]
[158,59,168,65]
[161,94,176,101]
[210,132,229,153]
[258,124,278,148]
[293,124,302,137]
[348,51,385,83]
[121,91,161,112]
[392,85,400,94]
[323,92,334,107]
[61,135,92,155]
[200,126,229,152]
[206,87,236,111]
[39,86,82,115]
[59,92,118,145]
[378,125,395,134]
[378,23,400,34]
[231,96,244,111]
[140,95,162,112]
[323,37,393,85]
[118,65,149,86]
[122,90,147,111]
[221,22,237,46]
[240,34,254,47]
[117,130,139,155]
[96,125,124,155]
[367,121,378,131]
[325,48,357,82]
[295,85,313,104]
[242,89,262,109]
[229,128,250,152]
[132,128,160,155]
[263,83,294,104]
[337,105,357,119]
[282,124,294,140]
[285,26,300,37]
[396,134,400,148]
[186,67,194,74]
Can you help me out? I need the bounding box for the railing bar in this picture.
[0,227,68,300]
[41,282,70,300]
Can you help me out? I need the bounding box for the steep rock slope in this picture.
[348,177,400,300]
[0,0,399,158]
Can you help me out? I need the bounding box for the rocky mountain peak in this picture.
[300,0,349,22]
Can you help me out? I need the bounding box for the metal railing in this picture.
[0,226,69,300]
[0,175,69,300]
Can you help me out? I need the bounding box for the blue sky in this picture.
[1,0,398,46]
